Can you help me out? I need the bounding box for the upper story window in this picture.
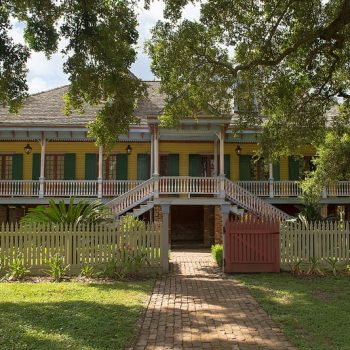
[103,155,117,180]
[0,155,12,180]
[45,154,64,180]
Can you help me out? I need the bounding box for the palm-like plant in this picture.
[20,197,111,226]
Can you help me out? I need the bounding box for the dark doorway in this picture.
[171,205,204,245]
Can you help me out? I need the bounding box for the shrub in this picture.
[211,244,223,267]
[325,258,339,276]
[80,264,96,278]
[101,246,150,280]
[289,260,304,276]
[46,254,69,281]
[4,255,30,281]
[307,257,324,276]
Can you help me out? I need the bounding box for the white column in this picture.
[39,137,46,198]
[219,129,224,176]
[269,162,274,198]
[150,130,154,177]
[153,126,159,176]
[97,145,103,199]
[214,139,218,176]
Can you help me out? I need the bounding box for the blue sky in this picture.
[10,1,199,94]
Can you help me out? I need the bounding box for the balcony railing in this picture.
[0,179,349,199]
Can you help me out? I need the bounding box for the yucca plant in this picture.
[325,258,339,276]
[289,260,304,276]
[307,257,324,276]
[20,197,111,226]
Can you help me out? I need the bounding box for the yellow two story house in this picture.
[0,81,348,247]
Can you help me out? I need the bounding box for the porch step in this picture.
[131,200,154,218]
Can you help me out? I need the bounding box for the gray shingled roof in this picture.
[0,81,165,127]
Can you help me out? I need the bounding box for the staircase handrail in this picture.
[225,179,291,220]
[106,178,155,216]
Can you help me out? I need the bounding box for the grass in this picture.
[0,280,153,350]
[236,273,350,350]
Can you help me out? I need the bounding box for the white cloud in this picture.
[28,77,49,94]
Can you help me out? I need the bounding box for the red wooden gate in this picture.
[224,216,280,273]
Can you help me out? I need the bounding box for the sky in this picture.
[10,1,199,94]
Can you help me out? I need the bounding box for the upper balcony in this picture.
[0,178,349,204]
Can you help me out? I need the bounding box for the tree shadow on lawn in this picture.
[0,300,143,350]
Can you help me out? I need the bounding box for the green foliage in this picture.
[119,215,146,233]
[1,1,145,151]
[289,260,304,276]
[21,197,111,226]
[80,264,96,279]
[147,0,350,163]
[211,244,223,268]
[3,255,30,281]
[325,258,340,277]
[101,246,150,280]
[307,257,324,276]
[46,254,69,281]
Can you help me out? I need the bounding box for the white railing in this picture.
[225,179,291,220]
[107,178,155,216]
[103,180,143,196]
[273,181,302,197]
[159,177,221,195]
[236,181,270,196]
[45,180,98,197]
[327,181,350,197]
[0,180,40,197]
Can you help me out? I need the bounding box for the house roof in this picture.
[0,81,165,128]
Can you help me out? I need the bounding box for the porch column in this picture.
[269,162,274,198]
[219,128,225,198]
[214,139,218,176]
[221,203,231,272]
[153,125,159,198]
[97,145,103,199]
[39,136,46,199]
[160,204,170,273]
[150,129,154,176]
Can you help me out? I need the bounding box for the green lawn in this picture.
[236,273,350,350]
[0,281,153,350]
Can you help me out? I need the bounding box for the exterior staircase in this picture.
[105,176,291,220]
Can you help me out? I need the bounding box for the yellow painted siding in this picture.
[0,141,316,181]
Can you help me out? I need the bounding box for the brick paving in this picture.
[135,250,296,350]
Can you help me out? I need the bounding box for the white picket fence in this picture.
[0,223,162,274]
[280,221,350,269]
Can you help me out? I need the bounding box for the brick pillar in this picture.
[214,205,223,244]
[154,205,163,226]
[320,204,328,219]
[203,205,215,246]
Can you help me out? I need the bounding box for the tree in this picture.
[146,0,350,161]
[0,0,145,151]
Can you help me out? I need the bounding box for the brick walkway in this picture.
[135,250,296,350]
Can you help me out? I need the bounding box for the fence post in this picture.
[65,225,73,269]
[221,204,231,272]
[160,204,170,273]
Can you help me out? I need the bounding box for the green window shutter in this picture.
[12,154,23,180]
[239,155,252,180]
[224,154,231,179]
[168,154,179,176]
[32,153,41,180]
[189,154,201,176]
[85,153,97,180]
[288,156,300,180]
[137,154,150,180]
[64,153,76,180]
[116,154,128,180]
[273,161,280,181]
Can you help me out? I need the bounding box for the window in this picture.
[200,155,215,177]
[0,155,12,180]
[103,155,117,180]
[45,155,64,180]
